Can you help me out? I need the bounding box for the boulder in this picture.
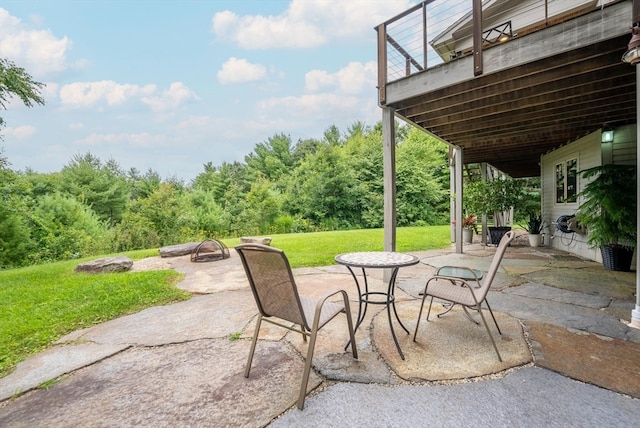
[159,242,200,258]
[240,237,272,246]
[75,256,133,274]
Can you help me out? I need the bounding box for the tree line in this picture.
[0,122,451,268]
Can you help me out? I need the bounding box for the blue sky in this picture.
[0,0,421,182]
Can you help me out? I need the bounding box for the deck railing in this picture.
[375,0,614,105]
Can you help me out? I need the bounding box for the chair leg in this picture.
[426,296,434,321]
[297,326,319,410]
[342,293,358,358]
[245,314,262,378]
[484,299,502,335]
[476,307,502,362]
[413,293,432,341]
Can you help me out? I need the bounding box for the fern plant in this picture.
[575,164,636,249]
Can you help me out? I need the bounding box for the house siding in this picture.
[541,131,599,260]
[431,0,616,61]
[541,125,637,262]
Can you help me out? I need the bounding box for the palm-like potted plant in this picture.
[520,211,543,247]
[574,164,636,271]
[465,177,524,245]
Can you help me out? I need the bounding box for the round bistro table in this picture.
[335,251,420,360]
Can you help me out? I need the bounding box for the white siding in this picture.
[541,125,638,262]
[541,131,600,260]
[612,124,638,165]
[432,0,614,61]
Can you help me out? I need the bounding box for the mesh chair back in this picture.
[478,230,515,297]
[236,244,309,330]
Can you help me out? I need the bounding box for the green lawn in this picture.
[223,226,451,267]
[0,226,450,378]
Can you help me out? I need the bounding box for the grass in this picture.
[222,225,451,267]
[0,258,190,378]
[0,225,450,378]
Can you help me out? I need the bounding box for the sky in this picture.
[0,0,424,182]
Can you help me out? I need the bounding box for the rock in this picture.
[240,237,272,246]
[159,242,200,258]
[75,256,133,274]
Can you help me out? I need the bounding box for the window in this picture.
[555,158,578,204]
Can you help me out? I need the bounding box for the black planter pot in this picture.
[600,245,634,272]
[488,227,511,246]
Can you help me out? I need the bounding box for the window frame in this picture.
[554,157,579,205]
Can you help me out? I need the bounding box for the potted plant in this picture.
[574,164,636,271]
[520,211,543,247]
[462,215,477,243]
[465,177,524,245]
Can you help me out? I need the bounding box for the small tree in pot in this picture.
[574,164,636,271]
[465,178,524,245]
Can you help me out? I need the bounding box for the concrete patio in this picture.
[0,232,639,426]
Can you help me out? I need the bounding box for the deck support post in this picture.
[632,66,640,329]
[382,107,396,282]
[453,147,463,253]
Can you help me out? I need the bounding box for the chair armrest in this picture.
[424,275,482,306]
[311,289,352,328]
[436,265,482,280]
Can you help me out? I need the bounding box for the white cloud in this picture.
[177,115,210,129]
[69,122,84,130]
[3,125,37,139]
[305,61,377,94]
[141,82,200,112]
[211,0,413,49]
[0,8,75,77]
[59,80,156,108]
[259,93,360,116]
[58,80,200,113]
[74,132,167,149]
[217,57,267,84]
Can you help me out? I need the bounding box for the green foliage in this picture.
[137,182,187,245]
[112,207,161,251]
[2,120,455,266]
[0,259,189,377]
[520,211,543,234]
[181,189,231,237]
[245,178,282,234]
[396,129,449,225]
[0,58,45,131]
[575,164,637,248]
[60,153,129,225]
[245,133,294,182]
[127,168,161,200]
[27,193,113,263]
[0,200,32,268]
[465,177,525,226]
[0,153,33,267]
[286,144,365,229]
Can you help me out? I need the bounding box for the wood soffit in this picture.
[388,34,636,178]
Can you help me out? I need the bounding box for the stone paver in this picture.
[1,242,639,426]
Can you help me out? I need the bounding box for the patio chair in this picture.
[235,243,358,410]
[413,230,515,361]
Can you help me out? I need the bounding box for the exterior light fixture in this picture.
[623,26,640,64]
[601,128,614,143]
